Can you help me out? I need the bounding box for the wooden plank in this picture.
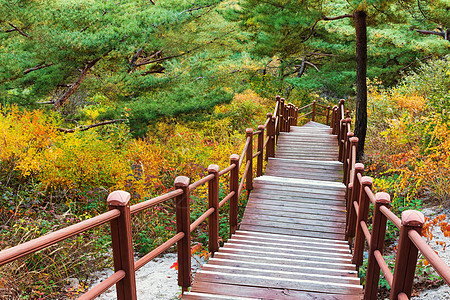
[268,157,343,167]
[244,203,346,219]
[189,281,362,299]
[264,170,342,181]
[212,252,356,270]
[238,218,345,235]
[234,230,349,245]
[253,180,346,192]
[239,224,345,240]
[252,183,345,197]
[248,190,346,202]
[242,207,346,223]
[246,198,346,211]
[193,271,363,295]
[242,212,345,228]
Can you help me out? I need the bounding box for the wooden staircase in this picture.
[183,121,363,299]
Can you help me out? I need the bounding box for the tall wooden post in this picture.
[390,211,425,300]
[275,96,281,137]
[294,107,298,126]
[266,113,275,160]
[365,192,391,300]
[108,191,137,300]
[280,98,285,132]
[331,106,337,133]
[338,119,347,162]
[246,128,253,191]
[352,176,373,268]
[207,165,220,255]
[174,176,192,293]
[257,125,264,177]
[346,137,359,187]
[346,163,364,242]
[343,131,354,184]
[229,154,239,237]
[312,100,316,121]
[326,105,331,126]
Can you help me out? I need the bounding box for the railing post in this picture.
[343,131,354,185]
[107,191,137,300]
[207,164,220,255]
[352,176,373,269]
[331,106,337,133]
[390,210,425,300]
[174,176,192,293]
[266,113,275,160]
[257,125,264,177]
[311,100,316,121]
[246,128,253,191]
[229,154,240,237]
[365,192,391,300]
[294,107,298,126]
[276,96,281,136]
[326,105,331,126]
[338,118,347,162]
[280,98,285,132]
[346,163,364,243]
[346,136,359,189]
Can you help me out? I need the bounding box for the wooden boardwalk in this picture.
[183,122,363,299]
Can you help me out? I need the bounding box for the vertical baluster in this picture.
[229,154,239,237]
[326,105,331,126]
[257,125,264,177]
[312,100,316,121]
[246,128,253,191]
[365,192,391,300]
[174,176,192,293]
[343,131,354,184]
[108,191,137,300]
[208,165,219,255]
[390,211,425,300]
[352,176,373,268]
[266,113,275,160]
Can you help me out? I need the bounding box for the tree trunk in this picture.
[353,10,367,162]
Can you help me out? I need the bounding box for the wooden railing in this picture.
[0,96,313,300]
[333,100,450,300]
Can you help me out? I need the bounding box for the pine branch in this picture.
[24,63,54,74]
[57,119,125,133]
[323,14,353,21]
[7,22,30,38]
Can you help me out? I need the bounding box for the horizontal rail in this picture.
[374,250,393,287]
[130,189,183,214]
[190,208,215,233]
[0,209,121,266]
[360,221,371,248]
[252,130,262,136]
[78,270,126,300]
[298,111,313,119]
[252,151,261,158]
[263,136,270,150]
[379,205,401,229]
[218,164,235,176]
[408,229,450,285]
[264,117,270,128]
[219,191,235,208]
[366,187,376,205]
[238,163,250,197]
[135,232,185,271]
[398,292,409,300]
[189,174,215,192]
[239,137,251,168]
[298,103,313,111]
[273,101,279,117]
[315,103,328,109]
[353,201,359,217]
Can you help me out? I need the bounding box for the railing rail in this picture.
[332,100,450,300]
[1,95,320,299]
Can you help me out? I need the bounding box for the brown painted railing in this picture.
[0,96,312,299]
[333,100,450,300]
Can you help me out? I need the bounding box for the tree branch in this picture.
[24,63,54,74]
[7,22,30,38]
[57,119,125,133]
[323,14,353,21]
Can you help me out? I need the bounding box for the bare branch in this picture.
[7,22,30,38]
[57,119,125,133]
[304,61,320,72]
[323,14,353,21]
[24,63,54,74]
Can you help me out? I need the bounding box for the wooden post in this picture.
[390,210,425,300]
[276,96,281,136]
[280,98,285,132]
[174,176,192,292]
[343,131,354,185]
[365,192,391,300]
[346,163,364,242]
[331,106,337,133]
[257,125,264,177]
[266,113,275,160]
[108,191,137,300]
[229,154,239,237]
[352,176,373,268]
[246,128,253,191]
[294,107,298,126]
[338,119,347,162]
[346,137,359,187]
[326,105,331,126]
[208,164,220,255]
[311,100,316,121]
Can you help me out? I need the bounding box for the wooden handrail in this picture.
[333,98,450,300]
